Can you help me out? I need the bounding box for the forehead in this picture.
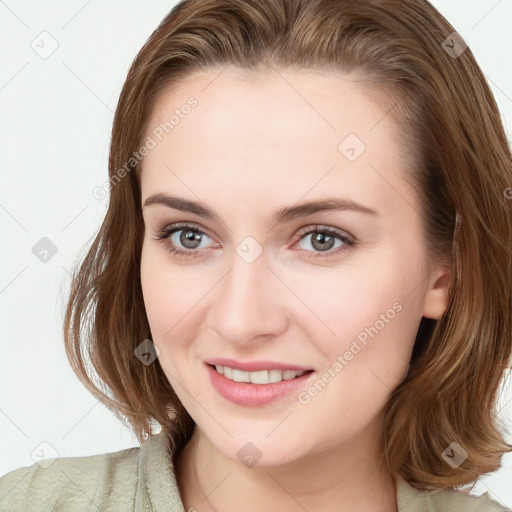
[139,67,417,220]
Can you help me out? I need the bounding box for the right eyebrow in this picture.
[143,194,219,219]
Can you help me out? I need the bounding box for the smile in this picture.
[213,365,309,384]
[206,363,315,407]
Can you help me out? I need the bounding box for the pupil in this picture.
[182,230,201,248]
[313,233,334,251]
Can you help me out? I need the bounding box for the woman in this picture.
[1,0,511,510]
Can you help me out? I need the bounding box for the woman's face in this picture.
[139,67,449,465]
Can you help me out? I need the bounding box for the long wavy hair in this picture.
[64,0,512,490]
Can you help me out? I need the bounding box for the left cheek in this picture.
[346,301,417,387]
[319,280,416,369]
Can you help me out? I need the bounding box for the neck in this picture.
[176,420,397,512]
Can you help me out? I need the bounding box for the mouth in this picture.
[208,364,314,384]
[205,361,315,407]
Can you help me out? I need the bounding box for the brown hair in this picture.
[64,0,512,490]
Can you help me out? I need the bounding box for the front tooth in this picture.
[232,369,250,383]
[268,370,284,383]
[216,366,305,384]
[249,370,269,384]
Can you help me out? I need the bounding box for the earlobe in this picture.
[421,265,452,320]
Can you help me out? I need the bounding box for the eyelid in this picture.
[293,224,355,243]
[153,221,218,245]
[155,221,355,242]
[153,221,357,263]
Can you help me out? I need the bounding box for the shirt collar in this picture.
[139,430,435,512]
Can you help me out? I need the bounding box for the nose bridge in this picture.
[207,244,286,344]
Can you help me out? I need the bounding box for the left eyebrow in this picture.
[272,198,378,223]
[142,193,378,223]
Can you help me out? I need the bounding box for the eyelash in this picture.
[152,222,356,260]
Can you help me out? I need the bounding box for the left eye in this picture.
[153,223,355,260]
[293,225,355,257]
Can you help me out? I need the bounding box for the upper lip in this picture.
[205,357,313,372]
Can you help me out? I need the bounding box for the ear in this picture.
[422,263,452,319]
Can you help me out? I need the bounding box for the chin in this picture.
[198,421,317,468]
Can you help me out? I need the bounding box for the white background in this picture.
[1,0,511,507]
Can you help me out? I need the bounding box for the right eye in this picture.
[153,222,217,259]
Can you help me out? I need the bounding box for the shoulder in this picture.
[396,474,512,512]
[426,488,512,512]
[0,443,141,512]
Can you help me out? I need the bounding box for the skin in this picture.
[139,67,451,512]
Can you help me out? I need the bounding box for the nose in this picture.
[207,251,288,347]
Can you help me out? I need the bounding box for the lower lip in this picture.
[206,364,314,407]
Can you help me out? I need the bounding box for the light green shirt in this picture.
[0,431,510,511]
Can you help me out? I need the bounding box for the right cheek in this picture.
[140,273,166,333]
[140,246,166,295]
[144,292,167,331]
